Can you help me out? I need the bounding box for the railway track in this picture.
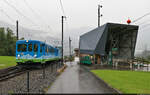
[0,66,29,81]
[0,61,61,82]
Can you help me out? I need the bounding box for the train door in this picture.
[28,43,33,56]
[33,43,38,57]
[55,49,58,56]
[40,44,42,57]
[40,44,45,57]
[46,46,49,56]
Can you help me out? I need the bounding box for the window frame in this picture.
[28,44,33,52]
[40,44,42,53]
[34,44,38,52]
[17,44,27,52]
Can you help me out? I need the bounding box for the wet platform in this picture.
[47,61,116,93]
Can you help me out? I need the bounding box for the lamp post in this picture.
[98,5,102,27]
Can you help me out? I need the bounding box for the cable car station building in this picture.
[79,23,139,65]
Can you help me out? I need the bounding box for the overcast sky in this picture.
[0,0,150,53]
[0,0,150,30]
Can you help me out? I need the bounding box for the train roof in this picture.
[16,40,45,43]
[16,40,58,49]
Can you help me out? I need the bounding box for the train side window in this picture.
[46,46,48,53]
[48,47,50,53]
[34,44,38,52]
[49,48,55,53]
[18,44,27,52]
[28,44,32,52]
[40,44,42,52]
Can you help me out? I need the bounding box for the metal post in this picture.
[131,31,134,70]
[55,62,57,71]
[62,16,64,65]
[56,62,57,71]
[59,61,60,68]
[98,5,100,27]
[98,5,102,27]
[27,71,29,92]
[62,16,66,65]
[59,62,61,68]
[55,63,56,71]
[69,37,71,62]
[16,20,19,40]
[51,64,53,72]
[43,64,45,79]
[60,61,61,68]
[53,63,55,72]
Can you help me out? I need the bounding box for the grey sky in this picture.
[0,0,149,29]
[0,0,150,54]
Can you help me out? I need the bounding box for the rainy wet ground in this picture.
[47,62,117,93]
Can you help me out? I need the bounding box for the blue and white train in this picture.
[16,40,61,65]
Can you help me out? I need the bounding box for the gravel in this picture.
[0,63,63,94]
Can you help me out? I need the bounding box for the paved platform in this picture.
[47,61,116,93]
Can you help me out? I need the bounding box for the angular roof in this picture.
[79,23,107,54]
[79,24,107,54]
[79,23,139,58]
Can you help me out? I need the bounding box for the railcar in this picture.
[80,56,92,65]
[16,40,61,65]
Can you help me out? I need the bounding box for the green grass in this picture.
[91,70,150,94]
[0,56,17,69]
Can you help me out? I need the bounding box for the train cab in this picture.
[16,40,61,65]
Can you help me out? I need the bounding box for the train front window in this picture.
[17,44,27,52]
[28,44,32,52]
[34,44,38,52]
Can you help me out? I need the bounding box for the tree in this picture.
[0,27,17,56]
[0,28,6,55]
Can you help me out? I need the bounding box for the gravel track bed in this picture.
[0,64,63,94]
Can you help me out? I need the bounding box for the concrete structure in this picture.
[79,23,139,64]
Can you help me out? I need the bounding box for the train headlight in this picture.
[18,55,20,59]
[34,54,37,58]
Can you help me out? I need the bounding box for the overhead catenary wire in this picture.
[0,8,15,23]
[0,0,48,41]
[10,0,54,39]
[59,0,66,16]
[132,12,150,24]
[3,0,37,26]
[23,0,56,37]
[130,12,150,33]
[23,0,48,26]
[23,0,41,19]
[137,17,150,25]
[1,0,67,44]
[139,23,150,31]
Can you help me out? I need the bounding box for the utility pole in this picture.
[16,20,19,40]
[62,16,66,65]
[98,5,102,27]
[69,37,71,61]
